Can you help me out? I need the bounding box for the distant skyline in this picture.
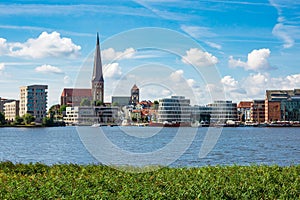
[0,0,300,106]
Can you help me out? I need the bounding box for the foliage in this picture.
[0,112,5,125]
[93,100,103,106]
[42,117,54,126]
[80,98,91,106]
[58,105,68,115]
[23,114,35,125]
[112,102,119,107]
[14,116,24,125]
[0,163,299,199]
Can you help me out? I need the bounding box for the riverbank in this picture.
[0,162,299,199]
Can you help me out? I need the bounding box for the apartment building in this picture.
[4,100,19,121]
[19,85,48,122]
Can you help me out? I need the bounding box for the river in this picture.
[0,126,299,167]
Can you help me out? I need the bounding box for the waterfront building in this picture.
[237,101,252,122]
[157,96,191,123]
[265,89,300,122]
[60,88,92,106]
[250,100,265,123]
[64,106,119,125]
[4,100,19,121]
[207,100,238,124]
[0,97,14,113]
[191,105,211,124]
[111,96,131,107]
[19,85,48,122]
[91,33,104,103]
[130,84,139,105]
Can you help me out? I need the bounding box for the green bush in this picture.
[0,162,299,199]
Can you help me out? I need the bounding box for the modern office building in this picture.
[157,96,191,123]
[250,100,265,123]
[60,88,92,106]
[64,106,119,125]
[237,101,252,122]
[207,100,238,124]
[19,85,48,122]
[191,105,212,124]
[265,89,300,122]
[4,100,19,121]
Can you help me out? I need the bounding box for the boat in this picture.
[149,121,191,127]
[91,123,101,127]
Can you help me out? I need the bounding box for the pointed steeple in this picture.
[92,32,104,82]
[92,32,104,102]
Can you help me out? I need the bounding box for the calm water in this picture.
[0,126,299,167]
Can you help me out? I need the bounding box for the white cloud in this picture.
[0,63,5,71]
[63,75,72,85]
[181,25,216,38]
[221,75,238,88]
[272,23,294,49]
[103,63,122,79]
[205,41,222,50]
[35,64,63,74]
[0,31,81,59]
[182,48,218,67]
[229,48,272,71]
[170,69,184,82]
[0,38,9,54]
[102,47,136,61]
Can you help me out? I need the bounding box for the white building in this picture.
[64,106,120,125]
[207,100,238,124]
[157,96,191,123]
[4,100,19,121]
[19,85,48,122]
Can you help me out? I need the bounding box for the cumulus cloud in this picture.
[182,48,218,67]
[102,47,136,61]
[35,64,63,74]
[170,69,184,82]
[229,48,273,71]
[103,63,122,79]
[0,63,5,71]
[0,31,81,59]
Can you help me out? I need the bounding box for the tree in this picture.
[42,117,54,127]
[80,98,91,106]
[93,100,103,106]
[59,105,68,115]
[112,102,119,107]
[14,116,23,125]
[0,112,5,125]
[23,114,35,125]
[153,100,159,110]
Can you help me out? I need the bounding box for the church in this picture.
[63,33,140,125]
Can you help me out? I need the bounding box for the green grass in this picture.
[0,162,299,199]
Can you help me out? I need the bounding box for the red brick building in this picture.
[60,88,92,106]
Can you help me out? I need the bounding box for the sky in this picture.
[0,0,300,106]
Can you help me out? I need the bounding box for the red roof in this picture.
[61,88,92,97]
[237,101,252,108]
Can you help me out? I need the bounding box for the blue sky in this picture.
[0,0,300,106]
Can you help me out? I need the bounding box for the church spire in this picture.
[92,32,103,82]
[92,32,104,102]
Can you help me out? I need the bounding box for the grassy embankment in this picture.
[0,162,299,199]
